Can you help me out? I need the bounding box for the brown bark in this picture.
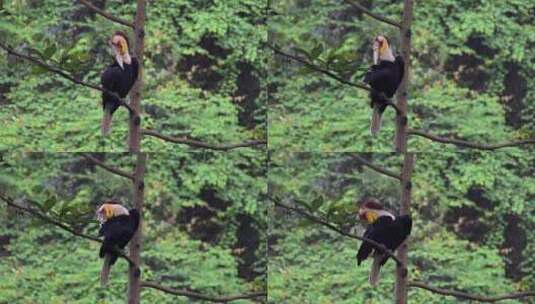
[394,2,414,301]
[394,0,414,153]
[128,153,147,304]
[395,153,414,304]
[128,0,146,152]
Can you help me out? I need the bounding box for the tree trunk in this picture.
[128,153,147,304]
[394,0,413,153]
[394,1,414,301]
[128,0,146,152]
[394,153,414,304]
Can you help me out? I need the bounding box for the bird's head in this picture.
[96,200,129,224]
[108,31,131,69]
[373,35,394,64]
[358,197,387,224]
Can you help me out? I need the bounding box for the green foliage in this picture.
[269,152,534,303]
[268,0,534,151]
[0,152,266,303]
[0,0,266,151]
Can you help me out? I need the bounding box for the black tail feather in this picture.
[369,91,388,136]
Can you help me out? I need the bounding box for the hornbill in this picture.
[363,35,404,136]
[356,198,411,286]
[96,201,140,286]
[100,31,139,136]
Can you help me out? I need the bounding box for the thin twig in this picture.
[0,193,138,268]
[343,0,401,28]
[77,0,134,28]
[267,44,371,91]
[80,153,134,180]
[268,44,399,114]
[0,41,136,114]
[268,195,406,268]
[408,129,535,151]
[410,281,535,303]
[141,281,266,303]
[142,129,267,151]
[351,155,401,180]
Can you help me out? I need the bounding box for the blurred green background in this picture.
[0,0,266,152]
[268,152,535,303]
[0,152,266,303]
[268,0,534,152]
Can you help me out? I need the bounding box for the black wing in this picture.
[363,64,390,85]
[100,65,123,110]
[101,65,120,92]
[356,216,394,265]
[98,216,134,258]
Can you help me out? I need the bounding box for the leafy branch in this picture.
[350,154,401,180]
[80,153,134,180]
[141,129,267,151]
[0,41,136,115]
[267,44,401,113]
[268,43,371,91]
[140,281,266,303]
[0,193,138,268]
[268,195,407,270]
[77,0,134,28]
[343,0,401,28]
[408,129,535,151]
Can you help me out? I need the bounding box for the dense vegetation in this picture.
[268,0,534,152]
[269,152,535,303]
[1,0,534,303]
[0,0,266,152]
[0,152,266,303]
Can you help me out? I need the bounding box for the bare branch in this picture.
[343,0,401,28]
[350,155,401,180]
[268,44,371,92]
[142,129,267,151]
[410,281,535,303]
[0,193,138,268]
[77,0,134,28]
[408,129,535,151]
[141,281,266,303]
[80,153,134,180]
[268,195,406,268]
[0,41,136,115]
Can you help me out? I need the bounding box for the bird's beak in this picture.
[111,43,125,69]
[105,205,114,219]
[358,209,367,221]
[373,42,380,64]
[119,40,128,56]
[115,54,124,70]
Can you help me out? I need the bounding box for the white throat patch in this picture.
[376,209,395,220]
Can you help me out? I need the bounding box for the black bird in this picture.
[96,201,140,286]
[363,35,404,136]
[356,198,412,286]
[100,31,139,135]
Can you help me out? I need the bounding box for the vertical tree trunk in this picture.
[128,0,146,152]
[394,1,414,301]
[394,153,414,304]
[394,0,414,153]
[128,153,147,304]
